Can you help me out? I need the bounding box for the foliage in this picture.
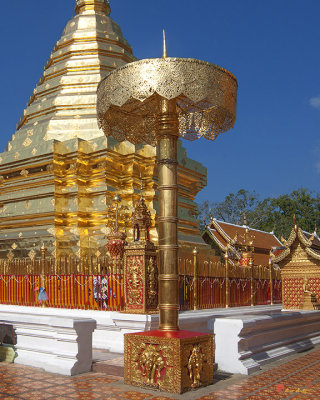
[197,188,320,239]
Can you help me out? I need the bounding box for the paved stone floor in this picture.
[1,347,320,399]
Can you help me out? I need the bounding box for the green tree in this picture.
[197,189,267,229]
[264,189,320,238]
[197,188,320,239]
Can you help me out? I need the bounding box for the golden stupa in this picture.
[0,0,207,259]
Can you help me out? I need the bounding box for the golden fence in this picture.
[178,256,282,310]
[0,257,123,310]
[0,255,282,311]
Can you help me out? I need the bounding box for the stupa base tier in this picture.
[124,330,214,394]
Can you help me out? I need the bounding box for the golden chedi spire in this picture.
[0,0,208,260]
[75,0,111,15]
[10,0,135,148]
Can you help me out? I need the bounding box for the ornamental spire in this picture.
[162,29,168,58]
[75,0,111,15]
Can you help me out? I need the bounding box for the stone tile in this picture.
[63,391,104,399]
[92,386,124,394]
[44,386,78,395]
[15,391,55,400]
[118,391,154,399]
[149,397,173,400]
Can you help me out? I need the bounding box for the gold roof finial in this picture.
[75,0,111,16]
[162,29,168,59]
[243,213,247,226]
[293,214,297,231]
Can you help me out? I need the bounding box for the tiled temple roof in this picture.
[271,225,320,263]
[203,218,282,266]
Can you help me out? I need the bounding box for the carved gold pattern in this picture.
[124,332,213,394]
[7,250,14,261]
[276,225,320,309]
[138,344,165,385]
[23,138,32,147]
[47,227,55,236]
[97,58,237,145]
[146,256,158,308]
[20,169,29,177]
[188,344,205,388]
[126,256,143,306]
[28,249,36,261]
[132,196,152,242]
[124,244,158,314]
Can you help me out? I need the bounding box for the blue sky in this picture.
[1,0,320,204]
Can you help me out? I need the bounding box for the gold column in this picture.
[225,247,230,308]
[269,255,274,306]
[158,98,179,331]
[193,247,198,310]
[250,258,254,307]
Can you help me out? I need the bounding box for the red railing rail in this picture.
[0,254,282,310]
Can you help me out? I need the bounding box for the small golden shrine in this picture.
[271,221,320,310]
[124,194,158,314]
[239,217,255,266]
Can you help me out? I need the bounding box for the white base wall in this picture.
[0,310,96,375]
[0,304,281,353]
[2,304,320,376]
[214,310,320,374]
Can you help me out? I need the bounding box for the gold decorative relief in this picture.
[187,344,205,388]
[139,344,165,386]
[20,169,29,177]
[28,249,36,261]
[23,138,32,147]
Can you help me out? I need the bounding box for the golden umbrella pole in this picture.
[97,32,237,394]
[158,98,179,330]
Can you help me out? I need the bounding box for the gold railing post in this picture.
[225,247,230,308]
[193,247,198,310]
[250,258,254,306]
[269,255,274,306]
[40,243,47,307]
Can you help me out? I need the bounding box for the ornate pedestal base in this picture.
[124,330,214,394]
[300,292,320,310]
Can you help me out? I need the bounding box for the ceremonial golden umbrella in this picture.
[97,33,237,392]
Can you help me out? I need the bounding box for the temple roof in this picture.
[202,218,282,266]
[1,0,136,163]
[271,224,320,263]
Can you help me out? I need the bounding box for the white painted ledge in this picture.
[214,310,320,374]
[0,304,282,355]
[0,311,96,375]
